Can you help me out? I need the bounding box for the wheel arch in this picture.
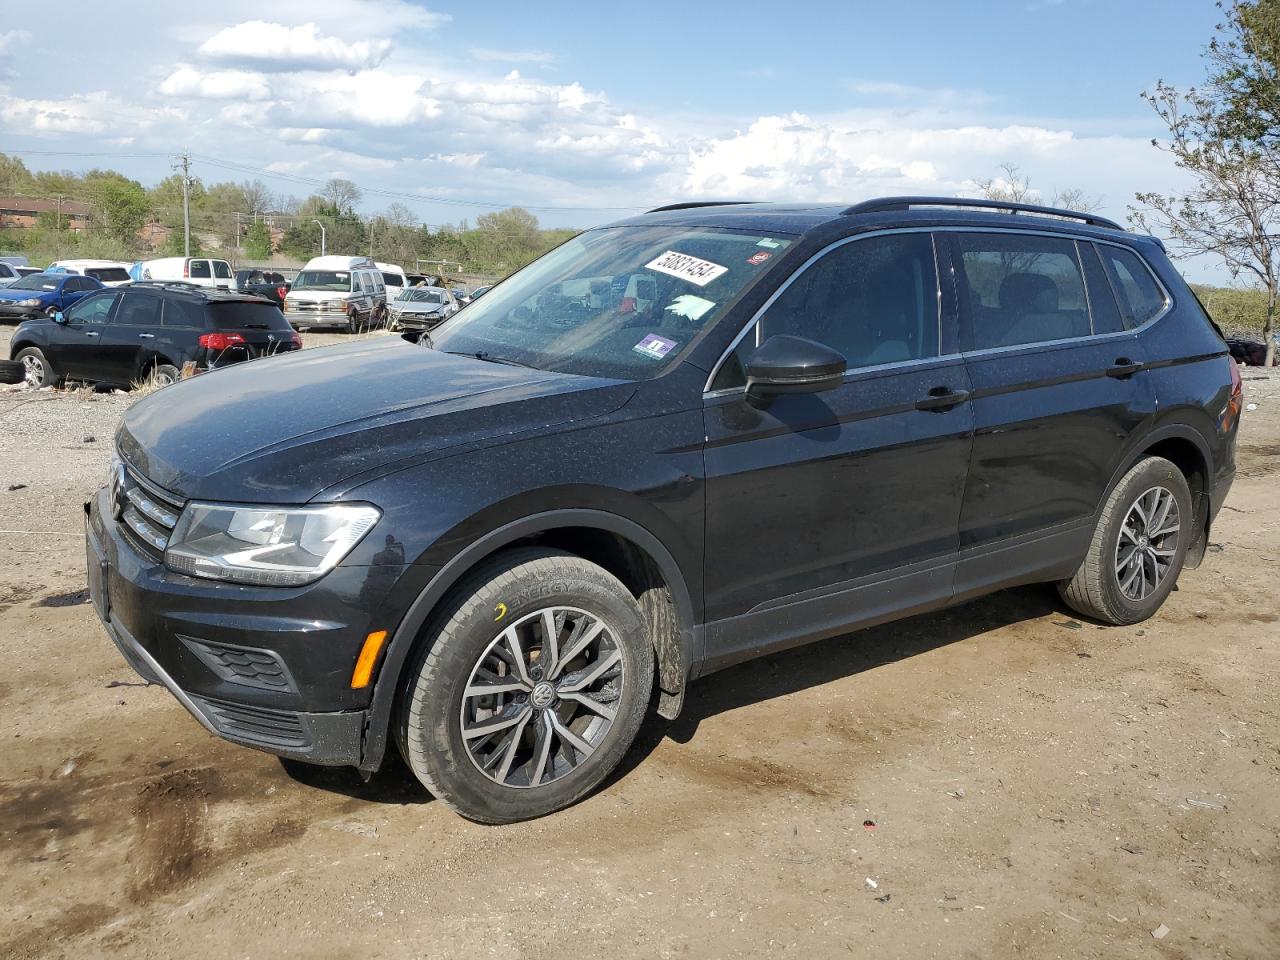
[359,508,697,773]
[1109,423,1214,569]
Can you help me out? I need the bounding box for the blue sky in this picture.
[0,0,1232,279]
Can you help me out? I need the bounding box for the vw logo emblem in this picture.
[530,681,556,709]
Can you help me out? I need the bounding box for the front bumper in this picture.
[85,487,408,766]
[396,313,446,331]
[0,302,44,320]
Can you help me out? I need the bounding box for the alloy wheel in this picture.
[459,606,624,789]
[1114,485,1181,601]
[21,355,44,387]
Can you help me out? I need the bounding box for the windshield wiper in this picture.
[443,350,536,369]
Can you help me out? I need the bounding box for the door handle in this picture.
[916,386,971,411]
[138,333,155,339]
[84,331,100,338]
[1106,357,1144,378]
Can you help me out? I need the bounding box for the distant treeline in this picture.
[1191,284,1275,337]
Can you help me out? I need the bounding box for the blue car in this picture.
[0,271,104,321]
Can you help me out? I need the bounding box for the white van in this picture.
[375,262,408,303]
[49,259,134,287]
[284,255,386,333]
[137,256,236,289]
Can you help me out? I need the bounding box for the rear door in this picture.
[99,289,165,382]
[188,259,212,287]
[212,260,234,289]
[943,229,1156,598]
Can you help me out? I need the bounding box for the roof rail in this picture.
[646,200,762,214]
[841,196,1123,231]
[129,280,206,292]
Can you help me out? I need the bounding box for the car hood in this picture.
[392,301,446,312]
[0,287,52,302]
[117,336,636,503]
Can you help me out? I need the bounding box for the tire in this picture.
[149,364,181,387]
[0,359,23,385]
[14,347,57,388]
[347,311,366,335]
[1059,456,1193,625]
[397,548,654,823]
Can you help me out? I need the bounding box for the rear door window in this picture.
[189,260,212,279]
[1096,245,1166,328]
[213,261,233,279]
[955,233,1089,349]
[114,292,164,327]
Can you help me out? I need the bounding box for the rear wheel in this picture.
[14,347,57,388]
[149,363,180,387]
[398,548,654,823]
[1059,456,1192,625]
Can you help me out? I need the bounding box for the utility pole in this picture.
[174,152,192,257]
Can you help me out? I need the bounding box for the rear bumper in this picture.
[85,487,407,767]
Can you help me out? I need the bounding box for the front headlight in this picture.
[165,502,380,586]
[19,298,41,307]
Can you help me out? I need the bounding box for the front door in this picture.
[942,230,1157,599]
[701,231,973,669]
[98,289,164,383]
[56,291,119,379]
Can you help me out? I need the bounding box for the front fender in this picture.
[357,507,697,772]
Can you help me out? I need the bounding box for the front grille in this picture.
[191,695,310,750]
[114,464,184,561]
[179,636,297,692]
[286,299,346,313]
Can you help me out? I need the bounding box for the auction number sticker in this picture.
[645,250,728,287]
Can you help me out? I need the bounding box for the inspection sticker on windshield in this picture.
[645,250,728,287]
[633,333,678,360]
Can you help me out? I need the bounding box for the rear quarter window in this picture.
[189,260,212,279]
[1097,246,1167,328]
[208,301,292,330]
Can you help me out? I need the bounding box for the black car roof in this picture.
[613,197,1152,249]
[127,281,275,304]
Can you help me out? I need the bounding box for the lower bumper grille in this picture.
[191,695,310,750]
[179,636,297,692]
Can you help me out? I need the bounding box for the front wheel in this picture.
[14,347,57,388]
[398,548,654,823]
[149,363,181,387]
[1059,456,1193,625]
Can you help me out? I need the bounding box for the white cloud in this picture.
[159,65,271,100]
[198,21,394,72]
[471,48,555,65]
[0,91,182,135]
[0,28,31,78]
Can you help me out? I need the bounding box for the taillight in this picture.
[1222,357,1243,431]
[277,286,288,301]
[198,332,246,351]
[289,331,303,347]
[183,262,189,278]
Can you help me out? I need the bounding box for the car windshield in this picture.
[9,274,59,291]
[293,270,352,292]
[428,226,792,380]
[87,268,130,282]
[398,288,445,303]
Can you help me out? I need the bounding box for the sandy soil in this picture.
[1,326,1277,960]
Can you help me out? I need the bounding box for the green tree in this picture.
[0,153,33,196]
[243,219,273,260]
[1133,0,1280,365]
[280,198,367,259]
[86,173,151,246]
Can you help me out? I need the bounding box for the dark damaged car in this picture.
[87,197,1239,823]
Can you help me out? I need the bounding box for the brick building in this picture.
[0,197,92,232]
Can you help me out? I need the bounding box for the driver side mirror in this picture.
[745,335,847,407]
[53,311,66,325]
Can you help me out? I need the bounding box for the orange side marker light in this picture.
[351,630,388,689]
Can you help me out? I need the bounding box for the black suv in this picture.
[11,281,302,388]
[87,198,1239,823]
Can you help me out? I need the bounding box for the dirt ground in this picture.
[1,325,1277,960]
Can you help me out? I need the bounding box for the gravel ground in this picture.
[1,325,1278,960]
